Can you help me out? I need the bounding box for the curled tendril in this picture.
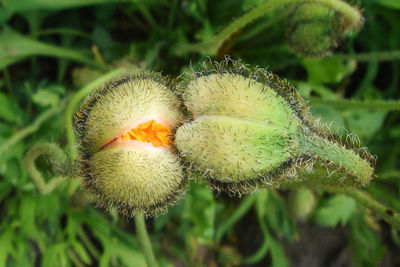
[23,143,72,194]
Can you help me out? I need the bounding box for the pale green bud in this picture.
[176,61,302,193]
[287,188,316,221]
[175,59,375,194]
[286,2,363,57]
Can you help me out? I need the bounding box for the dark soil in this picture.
[232,210,400,267]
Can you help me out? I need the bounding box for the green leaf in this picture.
[349,213,386,267]
[19,195,37,236]
[0,181,12,202]
[268,234,289,267]
[188,183,216,244]
[0,28,106,71]
[0,92,23,124]
[0,0,126,22]
[310,106,346,134]
[71,241,92,265]
[303,57,355,84]
[37,194,62,219]
[314,195,356,227]
[296,82,338,99]
[0,142,25,172]
[264,191,296,241]
[95,230,147,267]
[242,0,264,11]
[99,248,111,267]
[0,229,13,266]
[32,89,59,107]
[3,159,21,186]
[41,243,68,267]
[343,109,387,140]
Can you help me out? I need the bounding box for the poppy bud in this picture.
[285,2,363,57]
[175,59,374,194]
[74,72,186,217]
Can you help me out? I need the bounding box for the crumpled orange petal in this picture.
[102,120,171,149]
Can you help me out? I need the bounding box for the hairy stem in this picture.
[135,214,158,267]
[310,97,400,111]
[175,0,362,56]
[298,130,374,186]
[23,143,69,194]
[0,99,67,155]
[65,67,125,160]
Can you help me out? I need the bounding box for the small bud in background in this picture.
[285,2,363,57]
[287,188,317,221]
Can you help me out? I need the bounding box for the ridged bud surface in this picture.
[176,116,297,183]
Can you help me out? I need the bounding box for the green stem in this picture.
[332,51,400,62]
[175,0,362,56]
[23,143,68,194]
[65,67,125,160]
[0,99,67,155]
[215,193,257,242]
[310,97,400,111]
[298,130,374,186]
[135,214,158,267]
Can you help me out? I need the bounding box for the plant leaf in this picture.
[314,195,356,227]
[0,28,106,70]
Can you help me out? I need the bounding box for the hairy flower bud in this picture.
[74,72,186,217]
[175,58,375,194]
[286,2,363,57]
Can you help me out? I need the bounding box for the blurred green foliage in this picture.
[0,0,399,266]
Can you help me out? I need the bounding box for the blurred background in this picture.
[0,0,399,266]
